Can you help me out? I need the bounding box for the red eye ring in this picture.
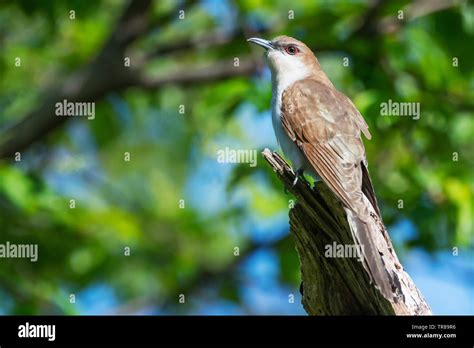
[285,45,299,55]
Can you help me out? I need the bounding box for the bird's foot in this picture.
[285,168,304,194]
[292,168,304,187]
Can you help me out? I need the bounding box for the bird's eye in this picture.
[285,45,299,55]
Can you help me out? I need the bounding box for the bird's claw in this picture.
[293,169,304,188]
[292,175,299,187]
[285,169,304,194]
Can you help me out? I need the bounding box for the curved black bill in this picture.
[247,37,274,50]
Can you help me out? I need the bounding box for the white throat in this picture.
[270,59,312,98]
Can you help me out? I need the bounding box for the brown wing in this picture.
[339,91,382,218]
[280,78,375,219]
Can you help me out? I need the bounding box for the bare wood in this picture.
[262,148,432,315]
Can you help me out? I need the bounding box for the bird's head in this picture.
[247,35,321,85]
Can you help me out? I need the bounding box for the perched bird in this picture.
[248,35,394,301]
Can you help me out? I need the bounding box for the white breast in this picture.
[270,72,308,171]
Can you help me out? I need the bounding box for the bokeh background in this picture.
[0,0,472,315]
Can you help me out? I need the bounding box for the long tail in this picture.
[345,208,395,302]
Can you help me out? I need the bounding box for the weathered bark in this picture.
[262,149,432,315]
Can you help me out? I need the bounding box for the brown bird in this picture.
[248,35,395,301]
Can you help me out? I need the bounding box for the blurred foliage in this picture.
[0,0,472,314]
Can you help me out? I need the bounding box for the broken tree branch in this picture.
[262,149,432,315]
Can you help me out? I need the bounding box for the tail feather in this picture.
[361,162,381,218]
[345,208,394,302]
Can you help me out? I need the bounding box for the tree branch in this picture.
[376,0,459,34]
[137,57,258,89]
[0,1,258,160]
[262,149,432,315]
[144,29,244,60]
[0,0,155,160]
[0,0,459,160]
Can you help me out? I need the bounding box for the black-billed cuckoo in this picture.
[248,35,395,301]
